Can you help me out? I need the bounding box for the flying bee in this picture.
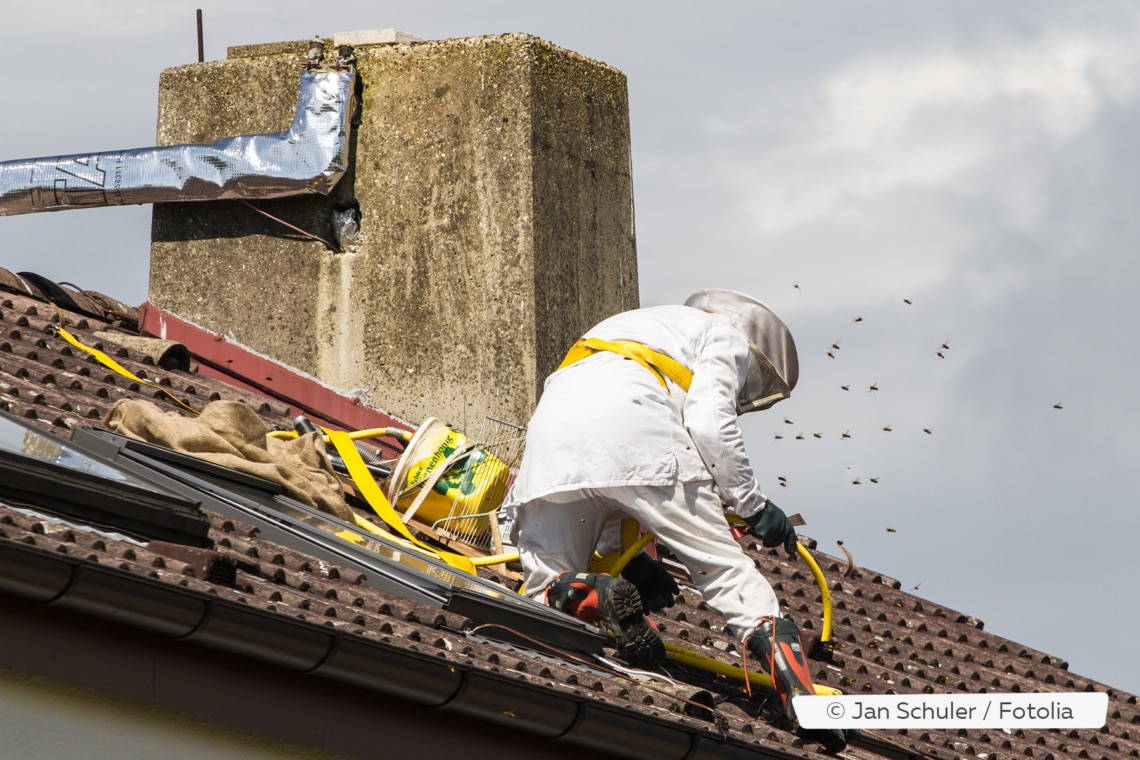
[841,430,851,440]
[830,341,841,350]
[840,384,850,391]
[923,428,933,435]
[868,382,879,393]
[812,432,822,439]
[1053,402,1063,409]
[882,424,892,432]
[903,298,912,305]
[853,316,863,323]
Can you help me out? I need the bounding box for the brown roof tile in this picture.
[1,272,1137,759]
[0,285,294,432]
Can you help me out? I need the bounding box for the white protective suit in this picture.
[507,295,798,639]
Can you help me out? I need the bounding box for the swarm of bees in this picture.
[775,284,1063,492]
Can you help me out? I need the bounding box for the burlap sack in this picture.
[104,398,354,523]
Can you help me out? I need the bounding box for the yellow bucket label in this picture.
[397,423,508,536]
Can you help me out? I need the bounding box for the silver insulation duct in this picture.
[0,68,354,216]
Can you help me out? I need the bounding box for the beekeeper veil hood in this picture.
[684,289,799,413]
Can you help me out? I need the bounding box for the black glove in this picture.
[620,553,680,613]
[745,501,798,556]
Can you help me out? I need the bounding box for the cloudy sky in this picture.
[3,1,1138,696]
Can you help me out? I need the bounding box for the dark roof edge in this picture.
[0,539,798,760]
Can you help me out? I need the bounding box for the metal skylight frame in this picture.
[0,411,211,546]
[72,426,607,654]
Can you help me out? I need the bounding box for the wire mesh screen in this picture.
[426,416,526,551]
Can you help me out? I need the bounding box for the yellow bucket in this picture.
[385,418,509,539]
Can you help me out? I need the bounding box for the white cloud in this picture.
[721,19,1140,239]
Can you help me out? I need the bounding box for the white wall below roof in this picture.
[0,664,349,760]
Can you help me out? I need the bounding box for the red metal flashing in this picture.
[138,302,410,446]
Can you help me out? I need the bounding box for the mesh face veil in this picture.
[683,289,799,413]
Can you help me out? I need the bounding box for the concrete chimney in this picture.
[149,32,638,430]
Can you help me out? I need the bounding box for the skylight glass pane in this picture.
[269,497,510,598]
[0,414,137,484]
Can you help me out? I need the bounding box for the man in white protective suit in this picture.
[506,289,844,751]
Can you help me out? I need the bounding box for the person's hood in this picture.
[683,289,799,413]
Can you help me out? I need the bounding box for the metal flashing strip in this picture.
[0,68,355,216]
[71,426,606,655]
[137,303,410,449]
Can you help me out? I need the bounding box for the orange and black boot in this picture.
[546,572,666,669]
[747,616,847,753]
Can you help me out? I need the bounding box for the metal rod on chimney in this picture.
[196,9,204,63]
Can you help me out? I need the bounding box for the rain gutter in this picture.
[0,538,800,760]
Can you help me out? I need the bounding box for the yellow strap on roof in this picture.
[54,326,201,416]
[558,337,693,393]
[324,427,476,575]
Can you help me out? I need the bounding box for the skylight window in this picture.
[0,411,211,547]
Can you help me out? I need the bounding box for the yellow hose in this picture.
[469,551,521,567]
[397,532,834,646]
[343,427,414,443]
[268,426,413,443]
[272,423,838,687]
[342,514,841,696]
[664,642,842,696]
[588,531,655,576]
[607,537,836,694]
[795,543,832,645]
[596,530,833,644]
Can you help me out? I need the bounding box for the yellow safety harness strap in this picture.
[558,337,693,393]
[54,326,201,415]
[560,339,692,578]
[324,428,476,575]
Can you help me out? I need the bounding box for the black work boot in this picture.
[546,572,666,669]
[747,616,847,754]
